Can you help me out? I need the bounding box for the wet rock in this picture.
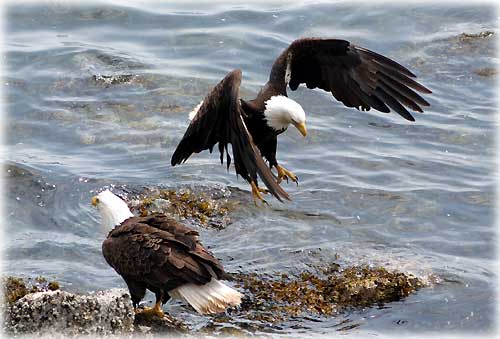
[134,311,188,335]
[458,30,494,42]
[127,186,237,229]
[92,74,136,87]
[79,8,127,20]
[199,260,428,334]
[4,276,60,304]
[473,67,497,77]
[3,276,188,336]
[227,262,425,323]
[3,259,428,336]
[418,29,495,60]
[451,30,495,55]
[5,289,134,336]
[406,28,496,83]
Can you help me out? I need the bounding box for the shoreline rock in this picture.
[4,287,189,337]
[5,289,134,336]
[3,261,429,336]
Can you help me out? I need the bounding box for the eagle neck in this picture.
[101,204,134,232]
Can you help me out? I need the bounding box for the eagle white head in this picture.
[91,189,133,232]
[263,95,307,136]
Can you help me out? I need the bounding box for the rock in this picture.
[473,67,497,77]
[134,311,188,335]
[4,288,134,336]
[127,186,236,229]
[151,198,171,212]
[92,74,136,87]
[3,277,189,336]
[227,263,426,323]
[4,275,61,304]
[458,30,494,42]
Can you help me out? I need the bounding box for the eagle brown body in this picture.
[102,214,227,311]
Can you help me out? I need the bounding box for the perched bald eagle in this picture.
[171,38,431,203]
[92,190,242,317]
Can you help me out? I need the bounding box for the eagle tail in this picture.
[168,278,242,315]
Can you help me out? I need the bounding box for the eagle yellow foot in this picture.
[276,165,299,185]
[250,181,269,206]
[135,301,164,318]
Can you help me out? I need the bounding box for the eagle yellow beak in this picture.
[293,121,307,137]
[91,196,99,207]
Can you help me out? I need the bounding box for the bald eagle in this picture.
[92,190,242,317]
[171,38,431,203]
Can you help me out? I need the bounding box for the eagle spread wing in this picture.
[270,38,431,121]
[171,69,290,202]
[102,215,224,286]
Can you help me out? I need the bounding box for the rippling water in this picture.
[4,1,497,336]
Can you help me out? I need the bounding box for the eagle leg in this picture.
[152,299,165,317]
[135,301,164,318]
[250,181,269,206]
[135,293,165,318]
[276,165,299,186]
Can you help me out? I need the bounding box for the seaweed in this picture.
[48,281,60,291]
[128,187,237,229]
[229,263,424,322]
[4,277,28,304]
[4,262,427,336]
[3,276,60,304]
[458,31,494,42]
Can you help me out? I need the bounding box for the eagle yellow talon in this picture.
[250,181,269,206]
[276,165,299,185]
[135,301,164,318]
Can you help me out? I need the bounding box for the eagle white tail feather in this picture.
[188,100,204,120]
[168,278,242,314]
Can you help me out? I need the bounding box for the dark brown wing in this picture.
[269,38,431,121]
[171,69,289,202]
[102,216,224,288]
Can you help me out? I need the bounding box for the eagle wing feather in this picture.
[270,38,431,121]
[102,216,224,287]
[171,69,289,202]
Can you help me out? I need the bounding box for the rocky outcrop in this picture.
[5,289,134,336]
[3,282,189,337]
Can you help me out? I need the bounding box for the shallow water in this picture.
[3,1,497,336]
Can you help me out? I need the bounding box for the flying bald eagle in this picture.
[171,38,431,203]
[92,189,242,317]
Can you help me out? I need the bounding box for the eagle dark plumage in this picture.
[92,190,242,317]
[171,38,432,203]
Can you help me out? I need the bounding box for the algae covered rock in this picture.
[134,310,188,335]
[92,74,136,87]
[4,277,28,304]
[199,261,427,334]
[2,261,429,336]
[127,186,237,229]
[4,276,60,304]
[229,262,425,322]
[473,67,497,77]
[457,30,494,42]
